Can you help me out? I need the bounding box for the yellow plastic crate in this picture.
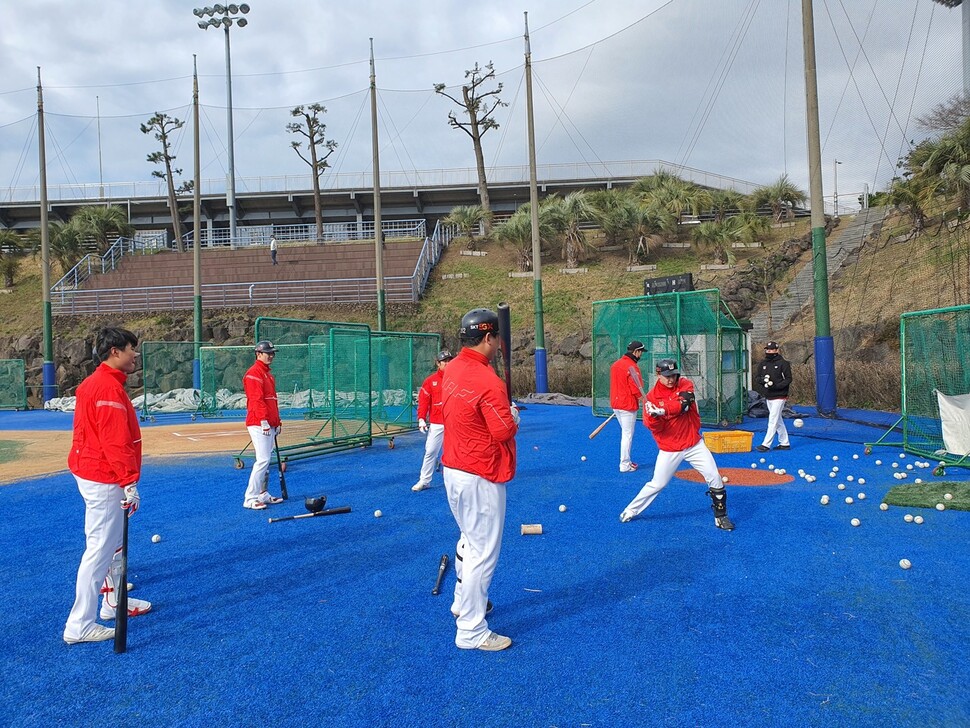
[703,430,753,454]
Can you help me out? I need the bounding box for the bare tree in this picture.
[434,62,507,235]
[917,92,970,133]
[141,112,192,252]
[287,103,338,242]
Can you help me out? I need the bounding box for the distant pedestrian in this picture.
[269,235,278,265]
[242,340,284,509]
[610,340,645,472]
[64,327,152,645]
[755,341,792,452]
[411,349,454,492]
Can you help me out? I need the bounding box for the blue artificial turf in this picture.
[0,404,967,727]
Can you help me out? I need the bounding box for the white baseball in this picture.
[850,518,860,527]
[151,534,161,543]
[936,503,945,511]
[832,455,839,461]
[820,495,830,505]
[837,483,846,490]
[852,454,859,459]
[899,559,912,570]
[793,418,804,428]
[904,514,914,522]
[815,455,822,461]
[875,460,882,465]
[374,509,383,518]
[760,457,766,463]
[581,456,587,461]
[847,476,855,482]
[879,503,889,511]
[944,493,953,500]
[559,504,567,512]
[750,463,757,469]
[857,493,866,500]
[722,475,729,483]
[913,515,924,525]
[857,478,865,485]
[899,453,906,459]
[845,497,853,504]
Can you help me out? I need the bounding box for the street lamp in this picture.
[194,3,250,244]
[833,159,842,218]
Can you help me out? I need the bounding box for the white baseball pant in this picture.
[415,423,444,488]
[614,408,637,471]
[244,425,279,506]
[64,475,124,641]
[761,398,790,448]
[442,466,506,649]
[623,440,723,517]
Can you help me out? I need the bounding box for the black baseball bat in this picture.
[274,432,288,501]
[113,514,129,654]
[431,554,449,595]
[267,505,351,523]
[497,302,512,405]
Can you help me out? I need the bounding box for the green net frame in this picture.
[591,289,747,425]
[866,303,970,469]
[0,359,27,410]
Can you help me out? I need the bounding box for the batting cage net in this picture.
[591,289,748,425]
[0,359,27,410]
[868,303,970,468]
[138,341,202,420]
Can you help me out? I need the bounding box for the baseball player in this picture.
[610,340,646,472]
[411,349,454,492]
[620,358,735,531]
[440,308,519,651]
[755,341,792,452]
[64,327,152,645]
[242,340,284,510]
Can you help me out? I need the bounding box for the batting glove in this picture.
[260,419,271,435]
[122,484,140,516]
[510,403,521,426]
[645,401,665,418]
[418,418,428,433]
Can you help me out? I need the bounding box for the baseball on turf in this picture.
[820,495,830,505]
[944,493,953,500]
[913,515,924,525]
[857,493,866,500]
[879,503,889,511]
[151,534,161,543]
[936,503,945,511]
[845,496,853,504]
[793,418,804,428]
[899,559,912,570]
[837,483,846,490]
[904,514,914,522]
[559,504,567,512]
[850,518,861,527]
[581,455,587,461]
[374,509,383,518]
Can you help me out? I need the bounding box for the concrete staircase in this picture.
[750,206,887,344]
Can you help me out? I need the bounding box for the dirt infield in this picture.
[676,466,795,486]
[0,422,254,485]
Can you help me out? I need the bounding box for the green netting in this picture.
[0,359,27,410]
[591,289,747,425]
[254,317,370,347]
[370,331,441,435]
[139,341,201,420]
[867,304,970,468]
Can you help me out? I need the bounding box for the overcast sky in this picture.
[0,0,961,211]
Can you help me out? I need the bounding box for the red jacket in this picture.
[244,360,281,427]
[610,354,644,411]
[643,376,702,452]
[441,348,517,483]
[417,369,446,424]
[68,363,142,487]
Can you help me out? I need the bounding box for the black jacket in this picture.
[755,354,792,400]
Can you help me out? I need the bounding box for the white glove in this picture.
[510,403,520,426]
[260,419,271,435]
[645,401,666,417]
[418,418,428,433]
[121,484,140,516]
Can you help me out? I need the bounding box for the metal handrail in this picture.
[178,218,428,249]
[52,232,170,292]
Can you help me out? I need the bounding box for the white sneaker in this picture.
[101,597,152,620]
[477,631,512,651]
[619,510,635,523]
[64,624,114,644]
[411,482,429,492]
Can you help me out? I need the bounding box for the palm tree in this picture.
[493,203,556,271]
[587,189,636,247]
[724,211,770,244]
[752,174,808,222]
[0,230,24,288]
[708,189,746,222]
[920,117,970,209]
[886,176,941,235]
[71,206,135,255]
[544,191,595,268]
[629,203,677,264]
[442,205,489,250]
[692,221,737,265]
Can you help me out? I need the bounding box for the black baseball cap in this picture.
[627,340,645,353]
[764,341,780,350]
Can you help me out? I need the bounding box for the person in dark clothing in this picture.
[755,341,792,452]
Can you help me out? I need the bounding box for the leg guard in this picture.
[100,547,152,619]
[706,487,735,531]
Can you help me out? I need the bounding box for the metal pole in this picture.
[524,12,548,393]
[224,25,237,244]
[370,39,386,331]
[802,0,837,415]
[96,96,104,201]
[37,68,55,403]
[833,159,841,217]
[193,55,203,389]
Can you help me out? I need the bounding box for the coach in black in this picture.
[755,341,792,452]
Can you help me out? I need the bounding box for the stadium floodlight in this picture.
[228,4,239,13]
[236,17,247,27]
[193,7,204,17]
[213,4,226,13]
[198,20,208,29]
[240,3,250,13]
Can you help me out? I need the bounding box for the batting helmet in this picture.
[255,340,277,354]
[656,358,680,377]
[459,308,499,341]
[627,340,645,354]
[304,494,327,513]
[436,349,454,362]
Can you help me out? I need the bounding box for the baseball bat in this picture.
[273,433,288,501]
[431,554,449,595]
[497,302,513,405]
[267,505,351,523]
[113,514,129,654]
[589,412,617,439]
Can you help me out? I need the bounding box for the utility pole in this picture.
[370,39,386,332]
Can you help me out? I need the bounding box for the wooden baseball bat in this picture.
[497,302,513,405]
[267,505,351,523]
[273,432,288,501]
[431,554,449,595]
[588,412,616,439]
[113,514,129,654]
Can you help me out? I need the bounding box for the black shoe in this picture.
[775,444,791,450]
[755,445,770,452]
[715,515,735,531]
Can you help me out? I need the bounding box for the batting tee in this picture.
[591,289,748,425]
[0,359,27,410]
[866,303,970,470]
